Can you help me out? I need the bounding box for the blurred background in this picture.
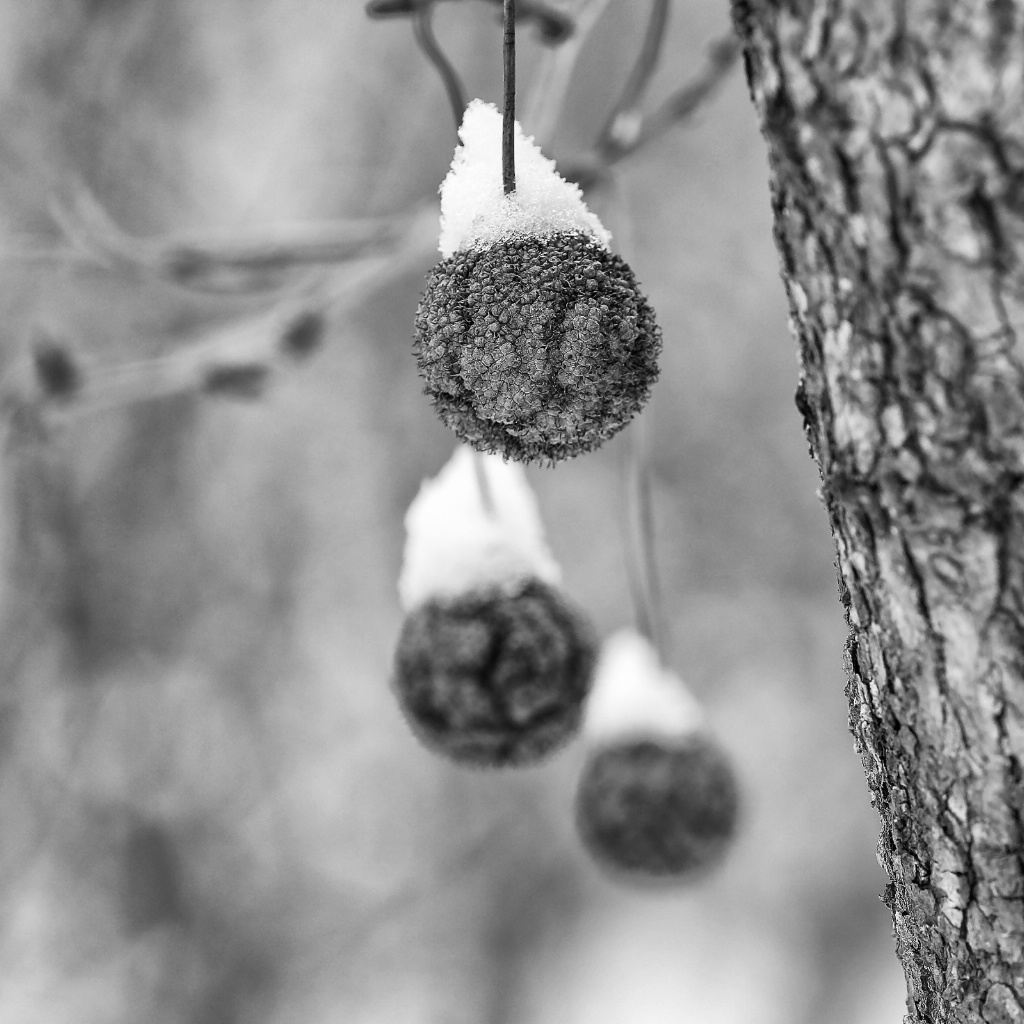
[0,1,906,1021]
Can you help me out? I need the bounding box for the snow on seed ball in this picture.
[392,578,595,767]
[414,231,661,463]
[575,734,740,880]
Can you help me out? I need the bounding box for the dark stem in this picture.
[502,0,516,194]
[413,4,467,134]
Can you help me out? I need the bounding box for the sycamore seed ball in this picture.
[415,100,661,463]
[392,578,595,767]
[575,734,740,880]
[415,232,661,462]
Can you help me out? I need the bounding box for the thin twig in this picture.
[634,436,667,658]
[51,186,407,294]
[623,420,668,658]
[618,435,655,648]
[597,0,671,158]
[503,0,517,194]
[24,204,439,419]
[523,0,614,145]
[600,33,741,163]
[620,499,655,650]
[472,450,497,517]
[632,34,741,151]
[481,0,573,43]
[600,172,668,658]
[412,3,467,134]
[367,0,572,44]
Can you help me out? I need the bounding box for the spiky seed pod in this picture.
[418,100,661,463]
[574,630,739,881]
[415,231,660,463]
[575,733,740,880]
[392,577,595,767]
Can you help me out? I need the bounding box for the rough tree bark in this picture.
[732,2,1024,1022]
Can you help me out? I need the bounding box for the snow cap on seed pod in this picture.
[575,630,740,882]
[581,630,706,745]
[397,444,560,612]
[414,100,661,464]
[393,446,595,767]
[436,99,610,258]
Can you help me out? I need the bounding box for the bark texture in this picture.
[732,2,1024,1021]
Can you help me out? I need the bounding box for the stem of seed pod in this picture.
[502,0,516,194]
[472,449,497,517]
[622,421,668,660]
[635,446,666,656]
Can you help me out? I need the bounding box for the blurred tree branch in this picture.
[366,0,574,44]
[524,0,614,144]
[621,34,740,157]
[10,5,740,431]
[567,32,741,190]
[13,200,439,416]
[734,2,1024,1021]
[49,186,408,294]
[412,3,468,131]
[597,0,671,157]
[10,0,739,423]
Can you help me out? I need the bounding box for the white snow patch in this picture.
[583,630,705,745]
[438,99,610,258]
[398,445,561,611]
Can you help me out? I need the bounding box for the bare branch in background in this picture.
[630,34,741,154]
[597,32,741,164]
[367,0,573,45]
[38,16,735,305]
[278,310,326,361]
[9,204,439,421]
[531,20,739,191]
[597,0,671,158]
[49,186,408,294]
[523,0,614,145]
[14,5,734,429]
[477,0,574,43]
[413,3,469,132]
[31,332,83,404]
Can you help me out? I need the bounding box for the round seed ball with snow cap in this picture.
[393,578,595,767]
[575,733,740,880]
[414,231,661,463]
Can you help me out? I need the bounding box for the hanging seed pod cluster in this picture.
[393,447,595,767]
[414,101,662,463]
[378,0,740,893]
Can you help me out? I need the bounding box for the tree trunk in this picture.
[732,2,1024,1021]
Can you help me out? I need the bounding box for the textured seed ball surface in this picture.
[575,735,740,879]
[414,231,661,463]
[392,579,595,767]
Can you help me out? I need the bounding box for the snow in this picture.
[437,99,611,258]
[582,630,705,745]
[398,445,561,611]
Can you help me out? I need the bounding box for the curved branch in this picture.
[597,0,671,158]
[412,4,467,133]
[597,31,741,164]
[49,186,407,294]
